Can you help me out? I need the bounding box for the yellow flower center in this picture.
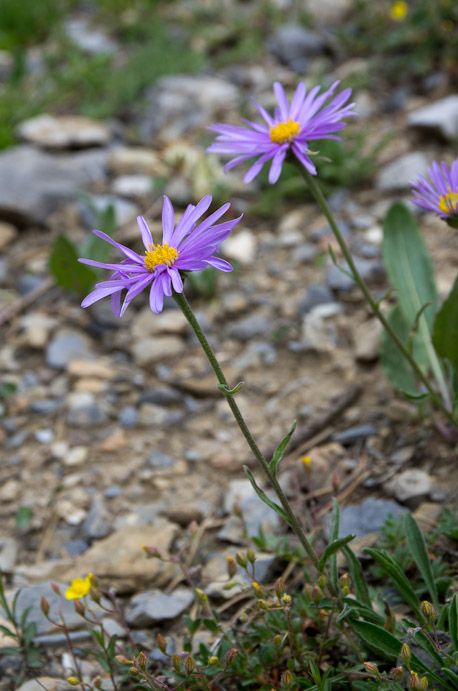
[270,119,301,144]
[439,190,458,214]
[144,243,179,271]
[390,1,408,20]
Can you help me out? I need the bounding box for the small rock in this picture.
[407,96,458,141]
[0,221,18,250]
[126,588,194,626]
[222,230,256,265]
[82,495,112,541]
[64,539,89,556]
[118,405,139,428]
[0,537,18,572]
[111,174,153,198]
[17,114,110,149]
[389,446,415,464]
[63,446,88,467]
[0,479,20,502]
[138,386,182,407]
[386,469,432,508]
[66,392,107,427]
[166,504,203,527]
[336,498,406,539]
[64,18,118,55]
[326,257,385,291]
[291,243,318,264]
[138,403,171,427]
[130,336,186,367]
[333,425,378,444]
[132,306,188,338]
[354,318,383,363]
[34,428,55,444]
[302,302,342,352]
[67,359,114,379]
[226,312,271,342]
[46,330,93,369]
[148,451,175,468]
[21,313,57,349]
[108,147,161,175]
[298,283,334,315]
[377,153,430,192]
[268,24,326,71]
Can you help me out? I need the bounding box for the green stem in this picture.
[296,163,457,429]
[172,290,321,572]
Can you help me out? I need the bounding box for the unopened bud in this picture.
[129,667,138,676]
[246,549,256,564]
[225,648,238,665]
[274,634,282,648]
[157,633,167,654]
[363,662,379,675]
[408,671,420,689]
[252,582,265,598]
[235,551,248,568]
[401,642,411,665]
[116,654,132,665]
[311,585,323,603]
[339,573,350,589]
[239,611,248,623]
[233,502,243,519]
[138,651,147,670]
[142,544,161,559]
[418,676,428,691]
[51,582,61,595]
[301,455,312,469]
[420,600,436,622]
[93,677,102,689]
[318,574,327,590]
[185,655,195,674]
[275,578,285,601]
[226,556,237,578]
[172,654,181,672]
[40,596,50,616]
[73,599,85,616]
[281,669,294,689]
[194,588,208,604]
[332,471,340,492]
[304,583,312,597]
[258,599,269,610]
[282,594,292,606]
[90,585,101,604]
[391,666,404,682]
[208,655,219,666]
[67,678,80,686]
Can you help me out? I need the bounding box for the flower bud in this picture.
[363,662,379,675]
[129,667,138,676]
[93,677,102,689]
[401,642,411,666]
[339,573,350,589]
[258,599,269,610]
[252,582,265,598]
[225,648,238,665]
[418,676,428,691]
[311,585,323,603]
[246,549,256,564]
[239,611,248,623]
[391,666,404,682]
[73,599,85,616]
[281,669,294,689]
[172,654,181,672]
[157,633,167,654]
[235,551,248,568]
[138,651,147,670]
[301,455,312,469]
[282,594,292,606]
[420,600,436,622]
[116,654,132,664]
[274,634,282,648]
[194,588,208,604]
[208,655,219,666]
[408,671,420,689]
[275,578,285,601]
[142,544,161,559]
[185,655,195,675]
[226,556,237,578]
[40,596,50,616]
[67,678,80,686]
[332,471,340,492]
[318,574,327,590]
[233,502,243,519]
[51,582,61,595]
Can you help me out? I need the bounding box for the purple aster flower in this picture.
[412,159,458,221]
[207,81,356,184]
[79,195,242,316]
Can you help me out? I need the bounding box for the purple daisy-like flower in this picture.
[412,159,458,221]
[207,81,356,184]
[79,195,242,316]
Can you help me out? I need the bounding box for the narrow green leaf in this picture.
[402,391,431,401]
[243,466,290,524]
[318,536,354,574]
[337,600,384,626]
[203,619,219,634]
[217,381,244,395]
[404,513,438,608]
[342,546,373,608]
[450,594,458,651]
[328,498,340,589]
[269,420,296,476]
[381,305,422,395]
[350,620,401,660]
[442,668,458,686]
[0,625,16,639]
[0,646,21,655]
[364,548,421,617]
[433,274,458,374]
[49,234,97,297]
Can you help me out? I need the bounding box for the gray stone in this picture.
[66,392,107,427]
[0,537,18,572]
[126,588,194,626]
[64,539,89,556]
[17,114,110,149]
[298,283,334,315]
[82,495,112,541]
[148,451,175,468]
[219,479,281,542]
[18,275,45,295]
[386,469,432,507]
[203,550,276,599]
[139,386,182,407]
[104,485,122,499]
[140,75,239,141]
[227,312,271,341]
[291,243,318,264]
[301,302,342,352]
[327,257,385,291]
[333,425,378,444]
[0,146,107,225]
[131,336,186,367]
[377,152,430,192]
[111,175,153,199]
[268,24,327,71]
[336,498,406,539]
[223,229,257,265]
[407,96,458,141]
[118,405,139,428]
[46,330,93,369]
[34,428,55,444]
[64,18,118,55]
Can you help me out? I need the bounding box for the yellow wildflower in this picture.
[301,455,312,468]
[65,573,93,600]
[390,1,408,20]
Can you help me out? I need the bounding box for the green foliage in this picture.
[433,275,458,381]
[0,0,72,51]
[438,507,458,541]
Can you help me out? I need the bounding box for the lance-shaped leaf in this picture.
[364,548,421,618]
[433,275,458,376]
[404,513,438,608]
[318,536,354,574]
[243,466,290,525]
[49,235,97,297]
[269,420,296,476]
[450,594,458,651]
[343,545,373,609]
[381,305,423,395]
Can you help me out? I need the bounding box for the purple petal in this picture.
[137,215,153,249]
[204,257,233,272]
[268,147,287,184]
[161,196,175,244]
[91,229,143,263]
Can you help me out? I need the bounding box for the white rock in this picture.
[222,229,256,265]
[21,313,57,349]
[132,307,188,339]
[377,152,430,192]
[354,318,383,363]
[17,114,110,149]
[63,446,89,467]
[111,175,153,198]
[131,335,186,367]
[386,469,432,505]
[108,147,161,175]
[302,303,342,352]
[407,96,458,141]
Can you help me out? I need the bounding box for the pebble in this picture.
[354,318,383,363]
[130,335,186,367]
[132,306,189,338]
[386,469,432,507]
[335,498,406,539]
[268,24,326,71]
[333,425,378,444]
[63,446,88,467]
[118,405,139,428]
[291,243,318,264]
[64,539,89,556]
[108,147,161,175]
[301,302,342,352]
[226,312,271,342]
[222,230,256,265]
[0,479,21,502]
[46,330,93,369]
[67,358,114,380]
[0,221,18,250]
[407,95,458,141]
[126,588,194,627]
[17,114,110,149]
[34,428,55,444]
[82,495,112,541]
[79,194,138,229]
[138,386,182,407]
[64,18,118,55]
[297,283,334,315]
[147,451,175,468]
[66,392,107,427]
[376,152,430,192]
[138,403,171,427]
[21,313,58,349]
[111,174,153,199]
[0,537,18,572]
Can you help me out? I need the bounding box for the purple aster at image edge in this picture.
[207,80,357,184]
[411,159,458,218]
[78,195,242,316]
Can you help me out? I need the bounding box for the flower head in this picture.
[207,81,356,184]
[79,196,241,316]
[411,159,458,227]
[65,573,93,600]
[390,1,408,20]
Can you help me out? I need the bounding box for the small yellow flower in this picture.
[301,455,312,467]
[65,573,93,600]
[390,1,408,20]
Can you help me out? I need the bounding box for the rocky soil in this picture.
[0,2,458,688]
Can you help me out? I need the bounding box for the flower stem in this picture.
[296,163,457,429]
[173,290,321,572]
